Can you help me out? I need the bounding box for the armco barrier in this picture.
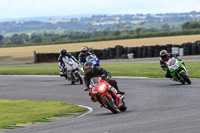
[34,41,200,63]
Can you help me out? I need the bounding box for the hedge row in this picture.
[34,40,200,63]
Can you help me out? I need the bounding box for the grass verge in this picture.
[0,99,86,127]
[0,62,199,78]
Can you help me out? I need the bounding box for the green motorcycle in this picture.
[166,57,191,84]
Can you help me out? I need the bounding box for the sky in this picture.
[0,0,200,20]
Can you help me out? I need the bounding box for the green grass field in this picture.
[0,99,86,127]
[0,62,199,78]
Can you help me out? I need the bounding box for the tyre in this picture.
[102,95,118,114]
[180,72,191,84]
[118,100,127,112]
[69,80,75,84]
[76,72,83,84]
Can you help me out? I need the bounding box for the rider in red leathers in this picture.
[83,62,125,96]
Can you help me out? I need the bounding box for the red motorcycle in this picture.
[89,77,127,114]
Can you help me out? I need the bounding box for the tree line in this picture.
[0,21,200,47]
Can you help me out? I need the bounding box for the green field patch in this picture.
[0,99,86,128]
[0,62,199,78]
[0,56,10,60]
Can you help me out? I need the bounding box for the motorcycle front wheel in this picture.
[75,72,83,84]
[69,80,75,84]
[180,72,191,84]
[102,95,118,114]
[118,100,127,112]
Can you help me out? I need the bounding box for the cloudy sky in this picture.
[0,0,199,19]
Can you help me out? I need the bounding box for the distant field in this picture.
[0,34,200,58]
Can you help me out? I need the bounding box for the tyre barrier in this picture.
[102,49,107,60]
[147,46,154,57]
[35,53,59,63]
[134,47,139,58]
[34,41,200,63]
[137,47,143,58]
[183,42,192,55]
[142,46,148,58]
[107,48,116,59]
[127,47,135,54]
[166,44,172,53]
[192,43,198,55]
[154,45,161,57]
[115,45,124,58]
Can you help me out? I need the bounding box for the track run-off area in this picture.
[0,75,200,133]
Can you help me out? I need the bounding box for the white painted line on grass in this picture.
[77,105,93,118]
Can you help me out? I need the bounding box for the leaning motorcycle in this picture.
[86,55,99,66]
[89,77,127,114]
[166,57,191,84]
[63,58,83,84]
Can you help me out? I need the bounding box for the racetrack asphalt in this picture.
[0,75,200,133]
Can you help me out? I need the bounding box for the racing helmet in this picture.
[60,48,67,56]
[160,50,168,60]
[81,47,88,55]
[83,62,94,74]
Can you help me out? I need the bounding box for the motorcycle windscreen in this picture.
[90,77,99,87]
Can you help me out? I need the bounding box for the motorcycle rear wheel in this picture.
[180,72,191,84]
[102,95,118,114]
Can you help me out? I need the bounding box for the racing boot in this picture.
[113,83,125,95]
[59,71,64,77]
[117,90,125,95]
[109,80,125,95]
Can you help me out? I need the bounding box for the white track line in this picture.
[77,105,93,118]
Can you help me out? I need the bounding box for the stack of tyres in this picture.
[127,47,135,54]
[90,49,99,59]
[147,46,154,57]
[107,48,115,59]
[105,49,109,59]
[142,46,148,58]
[192,43,198,55]
[98,50,104,60]
[134,47,139,58]
[115,45,124,58]
[196,41,200,55]
[137,47,143,58]
[166,44,172,53]
[102,49,107,60]
[154,45,161,57]
[183,42,192,55]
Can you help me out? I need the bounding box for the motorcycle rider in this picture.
[78,47,95,67]
[58,48,78,78]
[83,62,125,97]
[160,50,184,79]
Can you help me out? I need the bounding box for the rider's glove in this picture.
[105,76,111,82]
[101,74,107,80]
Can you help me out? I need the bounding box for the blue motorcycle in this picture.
[86,55,100,66]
